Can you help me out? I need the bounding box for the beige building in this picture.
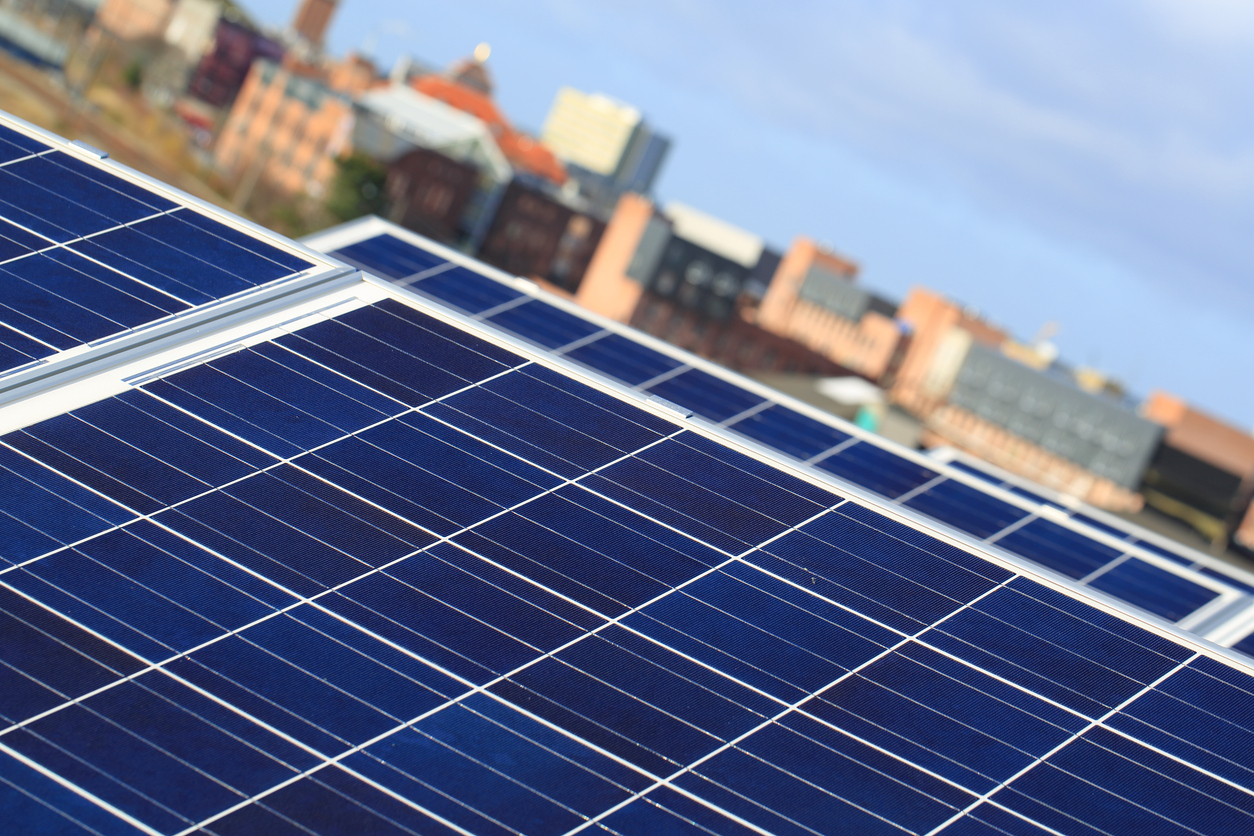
[541,87,641,178]
[574,194,853,375]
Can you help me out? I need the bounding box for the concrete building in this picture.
[411,59,566,188]
[863,289,1158,511]
[161,0,219,60]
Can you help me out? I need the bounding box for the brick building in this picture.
[384,147,479,243]
[213,54,372,202]
[755,238,908,382]
[574,194,849,375]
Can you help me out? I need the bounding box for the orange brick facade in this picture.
[214,58,359,201]
[755,238,903,381]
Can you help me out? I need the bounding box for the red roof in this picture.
[411,74,566,185]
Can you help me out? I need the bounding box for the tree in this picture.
[123,60,143,90]
[326,153,388,222]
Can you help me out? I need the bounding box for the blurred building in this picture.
[356,54,604,286]
[541,87,669,214]
[161,0,219,60]
[575,194,847,375]
[94,0,174,40]
[0,0,83,69]
[478,180,605,292]
[383,148,480,243]
[184,16,282,109]
[1141,392,1254,551]
[288,0,335,47]
[573,192,1172,510]
[411,56,566,187]
[214,52,375,202]
[756,238,908,382]
[351,80,510,240]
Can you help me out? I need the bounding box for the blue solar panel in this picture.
[0,123,316,380]
[725,403,853,461]
[816,439,940,498]
[904,477,1031,539]
[8,120,1254,835]
[331,232,451,279]
[9,289,1254,833]
[0,122,48,162]
[931,449,1254,603]
[1089,557,1220,621]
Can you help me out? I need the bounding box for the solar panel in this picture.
[310,219,1254,646]
[0,114,329,385]
[7,114,1254,835]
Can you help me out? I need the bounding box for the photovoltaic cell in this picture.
[563,331,684,386]
[993,517,1127,580]
[725,403,852,461]
[6,119,1254,835]
[1088,558,1220,621]
[486,299,605,349]
[330,232,450,279]
[411,265,524,314]
[0,122,47,162]
[816,439,940,498]
[644,367,766,423]
[903,478,1030,540]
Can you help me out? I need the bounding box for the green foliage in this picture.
[123,60,143,90]
[326,153,388,222]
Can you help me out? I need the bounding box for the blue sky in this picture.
[249,0,1254,428]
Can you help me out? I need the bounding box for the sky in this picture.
[248,0,1254,428]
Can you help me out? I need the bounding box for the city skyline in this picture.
[243,0,1254,428]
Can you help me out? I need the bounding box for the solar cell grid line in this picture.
[304,218,1248,638]
[129,297,1254,827]
[569,568,1026,836]
[2,283,1254,836]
